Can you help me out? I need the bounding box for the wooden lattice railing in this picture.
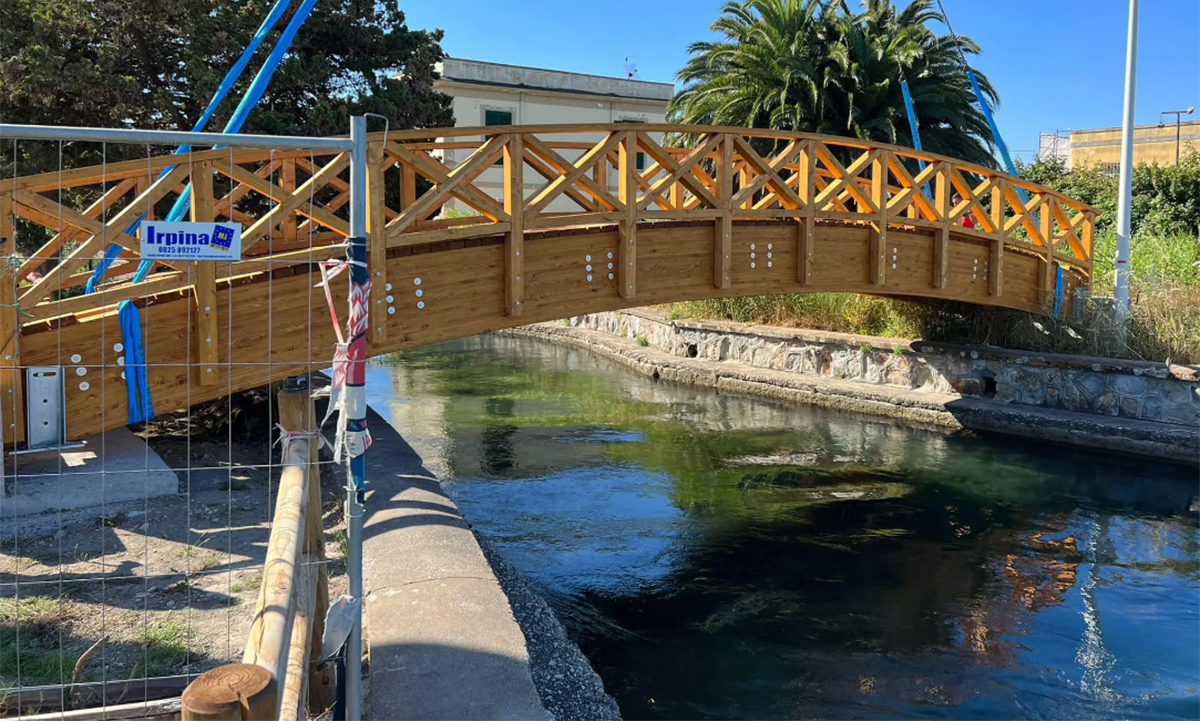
[0,124,1097,331]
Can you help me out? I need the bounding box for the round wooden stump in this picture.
[182,664,277,720]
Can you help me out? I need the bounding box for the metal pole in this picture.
[0,123,354,151]
[345,114,368,721]
[1177,115,1182,166]
[1114,0,1138,323]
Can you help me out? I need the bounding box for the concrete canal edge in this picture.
[506,309,1199,464]
[360,405,620,720]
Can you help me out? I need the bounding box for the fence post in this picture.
[0,192,23,449]
[182,664,277,720]
[343,114,369,721]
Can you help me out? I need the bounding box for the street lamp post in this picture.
[1114,0,1138,323]
[1160,107,1195,166]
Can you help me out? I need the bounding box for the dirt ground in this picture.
[0,388,347,711]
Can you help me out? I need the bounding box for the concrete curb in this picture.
[507,324,1199,464]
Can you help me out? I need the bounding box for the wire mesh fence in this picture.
[0,123,363,719]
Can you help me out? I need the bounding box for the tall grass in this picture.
[669,229,1200,365]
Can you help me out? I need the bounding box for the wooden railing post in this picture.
[1040,198,1055,310]
[618,131,638,299]
[183,664,277,720]
[713,135,732,289]
[280,160,297,244]
[367,141,389,341]
[0,191,22,447]
[504,135,525,315]
[797,140,815,286]
[934,162,950,289]
[191,162,219,386]
[869,151,888,286]
[989,178,1005,296]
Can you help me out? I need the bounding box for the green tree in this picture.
[670,0,999,167]
[0,0,453,147]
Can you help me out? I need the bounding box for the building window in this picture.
[484,109,514,165]
[615,118,647,171]
[1100,161,1120,178]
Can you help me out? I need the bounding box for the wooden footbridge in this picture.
[0,123,1097,446]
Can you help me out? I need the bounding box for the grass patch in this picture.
[136,618,189,678]
[334,529,348,560]
[0,597,77,689]
[635,335,649,347]
[217,478,249,492]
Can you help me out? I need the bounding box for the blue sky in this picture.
[400,0,1200,161]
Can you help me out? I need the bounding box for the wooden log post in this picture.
[191,163,219,386]
[618,131,637,299]
[713,135,733,289]
[240,383,312,719]
[367,142,389,342]
[1040,199,1056,311]
[504,135,525,315]
[182,664,277,721]
[797,141,815,286]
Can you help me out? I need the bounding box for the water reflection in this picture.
[368,335,1200,720]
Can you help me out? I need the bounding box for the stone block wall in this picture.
[568,310,1200,428]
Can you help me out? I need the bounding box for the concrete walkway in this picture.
[361,406,552,721]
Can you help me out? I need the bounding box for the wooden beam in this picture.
[0,192,21,446]
[386,137,509,235]
[219,153,350,248]
[524,133,623,220]
[729,136,804,210]
[367,142,389,342]
[523,134,620,212]
[16,178,136,282]
[618,131,637,299]
[191,162,219,386]
[1040,198,1055,309]
[504,135,525,315]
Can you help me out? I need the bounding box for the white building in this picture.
[431,58,674,214]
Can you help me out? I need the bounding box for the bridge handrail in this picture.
[1,123,1097,326]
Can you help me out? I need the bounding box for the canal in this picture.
[366,334,1199,720]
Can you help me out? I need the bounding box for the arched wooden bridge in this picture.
[0,124,1097,444]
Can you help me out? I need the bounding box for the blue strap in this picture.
[1053,264,1064,319]
[967,69,1030,205]
[900,79,926,169]
[129,0,320,285]
[87,0,293,293]
[119,300,155,424]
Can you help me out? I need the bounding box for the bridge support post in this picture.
[1039,200,1056,311]
[504,135,525,315]
[714,135,732,289]
[0,192,23,447]
[618,131,638,299]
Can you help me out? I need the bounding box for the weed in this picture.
[137,618,189,677]
[218,478,248,492]
[334,529,348,560]
[635,335,649,347]
[96,512,127,528]
[859,343,871,355]
[892,345,907,356]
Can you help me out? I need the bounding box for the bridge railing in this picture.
[369,124,1097,317]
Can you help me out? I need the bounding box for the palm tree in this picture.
[669,0,1001,167]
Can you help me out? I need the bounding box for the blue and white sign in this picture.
[140,221,242,261]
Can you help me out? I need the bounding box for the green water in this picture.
[368,335,1200,720]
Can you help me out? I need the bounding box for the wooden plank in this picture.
[16,178,137,282]
[280,159,298,244]
[521,144,600,212]
[504,135,525,315]
[524,133,623,219]
[217,153,350,248]
[729,135,804,210]
[618,131,637,299]
[191,162,219,386]
[1040,198,1055,309]
[523,134,620,211]
[367,142,389,342]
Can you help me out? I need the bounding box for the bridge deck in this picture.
[0,124,1096,444]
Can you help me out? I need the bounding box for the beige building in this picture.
[1069,120,1199,173]
[431,58,674,213]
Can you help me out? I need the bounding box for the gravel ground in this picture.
[474,532,622,721]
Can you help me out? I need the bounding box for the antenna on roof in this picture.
[624,57,640,80]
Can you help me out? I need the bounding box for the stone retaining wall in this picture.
[567,310,1200,428]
